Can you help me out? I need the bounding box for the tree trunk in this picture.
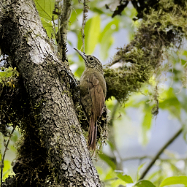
[0,0,101,186]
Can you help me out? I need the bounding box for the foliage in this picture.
[104,0,187,102]
[0,67,19,87]
[1,0,187,186]
[160,176,187,187]
[0,128,20,181]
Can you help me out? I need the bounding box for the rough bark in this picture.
[0,0,100,186]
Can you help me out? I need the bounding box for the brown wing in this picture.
[87,74,105,150]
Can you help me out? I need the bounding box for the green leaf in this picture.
[141,104,152,145]
[181,59,186,66]
[103,169,127,187]
[159,98,180,118]
[11,129,20,142]
[159,88,180,118]
[34,0,55,21]
[41,18,53,38]
[99,19,119,42]
[134,180,156,187]
[110,179,126,187]
[0,67,19,83]
[3,160,11,180]
[182,50,187,56]
[137,163,146,180]
[100,36,113,60]
[105,169,117,180]
[99,153,116,170]
[147,169,161,181]
[77,31,83,56]
[92,7,105,14]
[74,65,85,78]
[117,173,133,183]
[84,15,101,54]
[160,176,187,187]
[99,19,119,60]
[70,9,82,23]
[34,0,56,38]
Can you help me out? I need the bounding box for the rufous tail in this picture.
[88,117,97,150]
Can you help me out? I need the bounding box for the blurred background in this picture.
[1,0,187,186]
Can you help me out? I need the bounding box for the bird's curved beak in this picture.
[74,48,87,62]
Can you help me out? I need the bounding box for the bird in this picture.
[74,48,106,150]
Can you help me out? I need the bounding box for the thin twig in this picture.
[0,125,16,186]
[122,156,151,161]
[81,0,89,53]
[139,127,182,180]
[54,0,72,62]
[122,155,187,161]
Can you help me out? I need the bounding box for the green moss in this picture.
[105,0,187,103]
[0,67,19,87]
[105,49,153,102]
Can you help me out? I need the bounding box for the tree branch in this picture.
[111,0,129,18]
[139,128,182,180]
[104,1,187,101]
[81,0,89,53]
[57,0,72,62]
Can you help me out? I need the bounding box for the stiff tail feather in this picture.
[88,117,97,150]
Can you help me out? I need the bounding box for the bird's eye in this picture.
[89,57,94,61]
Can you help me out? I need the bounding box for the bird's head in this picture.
[74,48,103,73]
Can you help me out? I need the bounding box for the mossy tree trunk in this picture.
[0,0,100,186]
